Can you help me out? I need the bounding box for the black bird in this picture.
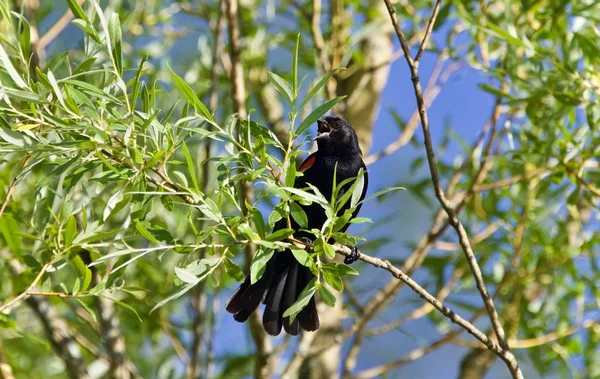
[225,116,368,336]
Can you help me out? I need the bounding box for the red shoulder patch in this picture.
[299,155,316,173]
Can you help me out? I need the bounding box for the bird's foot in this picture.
[344,245,361,265]
[298,237,314,253]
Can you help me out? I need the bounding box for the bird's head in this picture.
[315,116,361,156]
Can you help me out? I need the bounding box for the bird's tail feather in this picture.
[225,251,319,335]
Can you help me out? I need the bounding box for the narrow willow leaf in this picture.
[265,228,294,242]
[358,186,406,205]
[292,33,300,96]
[296,96,346,136]
[0,43,27,88]
[268,71,294,104]
[299,68,345,111]
[283,278,317,322]
[250,249,274,284]
[10,11,30,60]
[289,202,308,228]
[182,141,200,192]
[168,65,214,123]
[174,266,200,284]
[65,0,87,21]
[318,283,336,306]
[47,70,67,109]
[351,169,365,208]
[135,221,160,245]
[109,13,123,75]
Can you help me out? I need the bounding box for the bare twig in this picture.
[413,0,442,64]
[382,1,522,377]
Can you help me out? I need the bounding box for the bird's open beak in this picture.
[315,118,331,140]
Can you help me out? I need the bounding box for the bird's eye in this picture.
[335,121,342,128]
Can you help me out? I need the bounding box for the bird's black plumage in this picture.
[225,116,368,336]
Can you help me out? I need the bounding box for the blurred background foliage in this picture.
[0,0,599,378]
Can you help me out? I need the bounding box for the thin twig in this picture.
[0,261,51,312]
[413,0,442,64]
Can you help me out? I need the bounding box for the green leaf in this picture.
[478,84,514,100]
[72,278,81,295]
[299,68,345,111]
[283,278,317,322]
[250,249,274,284]
[0,216,22,256]
[265,228,294,242]
[64,215,77,246]
[323,269,343,291]
[284,186,329,207]
[323,241,335,260]
[131,54,149,108]
[296,96,346,136]
[318,283,336,306]
[10,11,30,60]
[65,0,87,21]
[251,209,266,238]
[109,13,123,75]
[359,186,406,205]
[291,248,313,268]
[149,280,192,312]
[286,161,297,188]
[182,141,200,192]
[135,221,160,245]
[0,126,26,146]
[268,72,294,105]
[174,266,200,284]
[349,170,365,209]
[292,33,300,96]
[224,257,245,282]
[76,299,97,322]
[63,79,122,104]
[289,202,308,228]
[168,65,214,123]
[0,43,27,88]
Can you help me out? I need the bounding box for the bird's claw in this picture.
[344,245,361,265]
[298,237,314,253]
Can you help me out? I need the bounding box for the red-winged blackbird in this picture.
[225,116,368,336]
